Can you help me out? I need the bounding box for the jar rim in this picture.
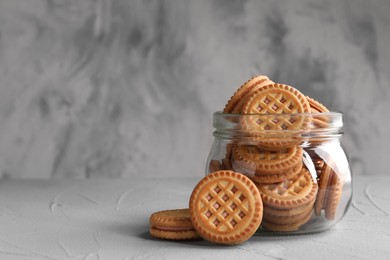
[213,111,343,117]
[212,111,343,140]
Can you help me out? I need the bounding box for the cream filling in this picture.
[151,226,195,232]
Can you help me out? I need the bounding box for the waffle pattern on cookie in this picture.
[242,84,310,114]
[238,84,311,142]
[258,168,318,209]
[256,168,318,232]
[189,171,262,245]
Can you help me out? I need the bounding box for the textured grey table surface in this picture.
[0,176,389,260]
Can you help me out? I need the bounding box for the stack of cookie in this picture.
[257,168,318,231]
[218,75,321,231]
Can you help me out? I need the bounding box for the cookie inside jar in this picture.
[206,76,352,234]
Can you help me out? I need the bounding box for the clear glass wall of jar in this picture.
[206,112,352,234]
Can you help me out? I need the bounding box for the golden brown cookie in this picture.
[231,144,303,175]
[189,170,263,245]
[263,207,312,225]
[323,171,342,220]
[306,96,329,130]
[306,96,329,113]
[262,210,312,232]
[149,209,201,240]
[314,163,332,216]
[314,158,325,177]
[263,199,315,217]
[223,75,271,113]
[245,162,302,184]
[257,168,318,209]
[240,83,311,129]
[253,135,302,151]
[231,78,275,114]
[315,162,343,220]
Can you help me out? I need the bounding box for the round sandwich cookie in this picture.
[263,198,315,218]
[241,83,311,115]
[231,77,275,114]
[262,210,313,232]
[246,162,302,184]
[306,96,329,113]
[149,209,201,240]
[231,144,303,175]
[315,162,343,220]
[257,168,318,210]
[189,170,263,245]
[306,96,329,129]
[239,83,311,141]
[223,75,273,113]
[263,206,312,225]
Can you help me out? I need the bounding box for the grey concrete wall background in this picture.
[0,0,389,178]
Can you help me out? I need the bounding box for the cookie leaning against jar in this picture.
[189,170,263,245]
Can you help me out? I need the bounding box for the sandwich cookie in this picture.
[189,170,263,245]
[149,209,201,240]
[315,162,343,220]
[223,75,273,114]
[231,144,303,175]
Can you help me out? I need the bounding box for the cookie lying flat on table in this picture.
[189,170,263,245]
[149,209,201,240]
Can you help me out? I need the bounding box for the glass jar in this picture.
[206,112,352,234]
